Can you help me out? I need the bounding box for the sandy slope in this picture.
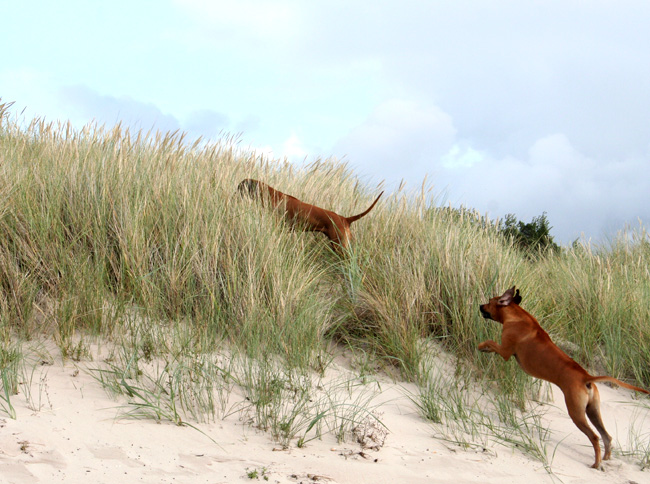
[1,343,648,484]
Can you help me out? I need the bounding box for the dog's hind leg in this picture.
[564,388,603,469]
[585,383,613,461]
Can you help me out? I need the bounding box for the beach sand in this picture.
[1,341,648,484]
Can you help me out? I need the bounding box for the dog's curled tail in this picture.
[586,375,649,394]
[346,192,384,224]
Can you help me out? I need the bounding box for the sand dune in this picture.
[1,343,649,484]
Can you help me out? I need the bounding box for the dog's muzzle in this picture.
[479,305,493,320]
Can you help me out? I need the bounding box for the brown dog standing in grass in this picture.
[238,178,383,251]
[478,286,649,470]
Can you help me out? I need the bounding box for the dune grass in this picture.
[0,99,649,464]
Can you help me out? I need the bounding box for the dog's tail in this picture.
[586,375,649,394]
[346,192,384,224]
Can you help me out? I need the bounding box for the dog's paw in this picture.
[478,342,491,352]
[590,462,605,471]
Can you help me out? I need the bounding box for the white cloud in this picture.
[175,0,297,30]
[333,99,456,186]
[335,96,650,243]
[240,133,308,163]
[436,134,650,244]
[56,85,235,143]
[442,145,483,169]
[172,0,302,50]
[296,1,650,163]
[184,109,230,140]
[0,68,61,123]
[282,133,308,160]
[59,85,181,133]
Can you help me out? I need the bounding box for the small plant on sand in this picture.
[0,343,21,419]
[20,362,53,413]
[233,355,383,449]
[245,466,269,480]
[615,406,650,470]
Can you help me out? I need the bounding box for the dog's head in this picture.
[479,286,522,322]
[238,178,262,198]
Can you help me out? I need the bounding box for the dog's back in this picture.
[237,178,381,250]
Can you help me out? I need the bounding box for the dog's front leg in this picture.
[478,340,514,361]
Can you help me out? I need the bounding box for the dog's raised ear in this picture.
[513,288,522,305]
[497,286,517,306]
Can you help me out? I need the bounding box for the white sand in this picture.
[1,342,649,484]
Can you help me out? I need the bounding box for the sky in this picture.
[2,0,649,245]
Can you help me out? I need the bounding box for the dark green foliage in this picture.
[499,212,560,257]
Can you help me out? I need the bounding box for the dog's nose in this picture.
[479,305,490,319]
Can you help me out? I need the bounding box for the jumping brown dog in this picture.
[478,286,648,469]
[238,178,383,250]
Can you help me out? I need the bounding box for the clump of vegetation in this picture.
[246,466,269,481]
[499,212,560,257]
